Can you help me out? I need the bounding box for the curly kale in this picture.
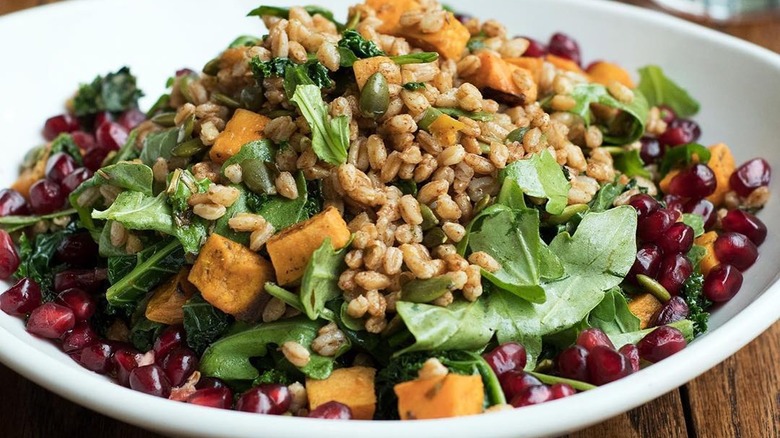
[73,67,143,117]
[250,57,295,79]
[338,29,384,62]
[250,57,333,93]
[681,273,711,335]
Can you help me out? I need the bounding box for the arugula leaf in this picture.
[687,245,707,269]
[72,67,143,117]
[290,84,349,165]
[106,240,184,306]
[256,172,314,230]
[588,288,640,335]
[680,272,710,335]
[496,178,527,210]
[486,287,543,366]
[183,295,231,355]
[400,276,453,303]
[612,149,651,178]
[219,139,276,176]
[264,282,305,312]
[395,299,495,355]
[608,319,695,348]
[500,149,570,215]
[92,192,174,234]
[300,238,350,320]
[589,181,626,212]
[247,5,342,28]
[402,82,426,91]
[109,129,141,165]
[659,142,711,176]
[139,128,178,167]
[337,29,384,67]
[49,134,83,165]
[228,35,261,48]
[682,213,705,238]
[0,209,77,233]
[165,169,210,253]
[637,65,700,118]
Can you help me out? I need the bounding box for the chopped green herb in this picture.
[73,67,143,117]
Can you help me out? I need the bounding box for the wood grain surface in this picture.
[0,1,779,437]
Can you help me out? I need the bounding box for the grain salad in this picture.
[0,0,772,420]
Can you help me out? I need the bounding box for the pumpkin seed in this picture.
[359,72,389,119]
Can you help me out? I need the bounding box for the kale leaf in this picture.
[49,134,84,165]
[14,221,80,300]
[680,272,711,335]
[105,239,184,307]
[72,67,143,117]
[183,295,231,355]
[402,82,426,91]
[337,29,385,67]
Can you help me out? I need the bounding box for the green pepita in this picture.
[359,72,390,119]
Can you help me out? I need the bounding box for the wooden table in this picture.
[1,1,779,436]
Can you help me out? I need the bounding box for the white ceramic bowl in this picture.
[1,0,779,436]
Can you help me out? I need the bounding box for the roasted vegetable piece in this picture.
[353,56,402,91]
[545,54,586,75]
[394,373,484,420]
[627,293,663,329]
[462,52,537,105]
[145,267,197,325]
[13,147,50,199]
[428,114,465,146]
[188,234,275,321]
[209,109,270,164]
[704,143,735,206]
[504,57,544,84]
[365,0,421,35]
[397,12,470,60]
[306,366,377,420]
[266,206,351,286]
[694,231,720,276]
[586,61,636,88]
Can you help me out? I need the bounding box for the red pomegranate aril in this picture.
[667,164,716,199]
[576,328,614,352]
[129,365,172,398]
[703,264,744,303]
[556,345,589,382]
[55,232,99,267]
[548,32,581,66]
[74,341,115,374]
[0,278,42,316]
[61,322,98,353]
[309,401,354,419]
[683,198,716,229]
[95,121,128,151]
[637,209,675,243]
[627,244,662,282]
[161,347,200,387]
[522,36,547,58]
[483,342,527,376]
[0,189,30,216]
[237,384,291,415]
[652,296,690,326]
[713,232,758,271]
[196,377,228,390]
[639,136,664,163]
[658,118,701,147]
[657,253,693,296]
[26,303,76,338]
[627,194,660,220]
[28,179,65,215]
[663,194,685,214]
[587,346,633,385]
[176,68,196,77]
[729,158,771,197]
[71,131,97,152]
[549,383,576,400]
[83,148,110,171]
[454,12,474,23]
[112,348,141,387]
[118,109,146,131]
[657,105,677,124]
[43,114,80,141]
[0,230,20,280]
[637,326,687,363]
[56,288,96,321]
[187,387,234,410]
[721,210,767,245]
[510,385,552,408]
[54,268,107,293]
[94,112,113,128]
[154,325,186,359]
[618,344,640,373]
[499,370,542,400]
[61,168,93,196]
[657,223,694,255]
[45,152,77,185]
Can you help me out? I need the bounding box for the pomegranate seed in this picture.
[43,114,80,141]
[83,148,109,171]
[549,383,576,400]
[71,131,97,152]
[639,136,664,163]
[627,244,662,282]
[663,194,685,214]
[652,296,690,326]
[637,209,675,243]
[28,179,65,215]
[656,223,694,255]
[0,230,20,280]
[54,268,107,293]
[658,118,701,147]
[587,346,633,385]
[56,288,96,321]
[74,341,115,374]
[683,198,716,229]
[499,370,542,400]
[721,210,767,245]
[521,36,547,57]
[61,168,94,196]
[112,347,141,387]
[95,121,128,151]
[176,68,195,77]
[556,346,589,382]
[576,328,614,352]
[153,325,186,359]
[55,233,99,267]
[657,253,693,296]
[196,377,228,390]
[510,385,552,408]
[0,278,42,316]
[129,364,172,398]
[0,189,30,216]
[548,32,581,66]
[26,303,76,339]
[627,194,660,220]
[118,109,146,131]
[61,322,98,353]
[658,105,677,124]
[667,164,716,199]
[45,152,78,185]
[729,158,771,197]
[703,264,744,303]
[483,342,527,376]
[236,384,291,415]
[161,347,199,387]
[637,326,686,363]
[94,112,113,128]
[713,232,758,271]
[187,387,234,410]
[454,13,473,23]
[308,401,354,419]
[618,344,640,373]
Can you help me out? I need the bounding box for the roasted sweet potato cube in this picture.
[145,268,197,325]
[366,0,421,35]
[306,367,377,420]
[546,54,586,75]
[505,57,544,84]
[353,56,402,90]
[586,61,635,88]
[12,147,49,199]
[394,373,484,420]
[705,143,736,206]
[695,231,720,276]
[628,293,663,329]
[209,109,270,164]
[463,52,537,105]
[398,12,470,60]
[266,206,351,286]
[188,234,275,321]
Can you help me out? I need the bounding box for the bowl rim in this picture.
[1,0,779,436]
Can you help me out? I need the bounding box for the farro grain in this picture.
[228,213,268,232]
[355,271,391,290]
[207,185,241,207]
[275,171,299,199]
[442,222,466,243]
[432,290,454,307]
[365,316,387,334]
[110,221,128,247]
[347,295,369,318]
[264,116,297,143]
[418,358,449,380]
[489,141,509,168]
[438,144,466,167]
[345,249,364,269]
[550,94,577,112]
[399,195,424,225]
[224,163,243,184]
[433,194,462,221]
[464,153,496,175]
[281,341,311,367]
[288,382,308,414]
[311,324,347,356]
[417,179,449,204]
[383,246,404,275]
[468,251,501,272]
[365,289,387,317]
[193,203,227,220]
[152,158,169,183]
[249,222,275,251]
[364,241,387,271]
[607,80,634,104]
[338,269,358,292]
[457,83,483,112]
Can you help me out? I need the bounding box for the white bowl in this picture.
[1,0,779,436]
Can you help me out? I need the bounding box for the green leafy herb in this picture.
[588,288,640,335]
[500,149,571,215]
[250,57,333,94]
[290,84,349,165]
[659,142,711,176]
[608,319,695,348]
[680,273,710,335]
[612,149,651,179]
[72,67,143,117]
[250,56,295,78]
[256,172,315,230]
[486,286,543,365]
[337,29,384,67]
[247,5,342,28]
[165,169,210,253]
[395,299,494,355]
[589,181,626,212]
[254,369,293,386]
[139,128,178,167]
[264,282,305,312]
[109,129,141,165]
[219,139,276,176]
[682,213,705,238]
[401,276,453,303]
[106,240,184,307]
[0,209,76,233]
[300,238,350,320]
[14,222,80,300]
[687,245,707,269]
[183,295,231,355]
[129,317,166,352]
[467,36,486,51]
[402,82,427,91]
[228,35,261,48]
[49,134,83,165]
[92,192,174,235]
[637,65,700,118]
